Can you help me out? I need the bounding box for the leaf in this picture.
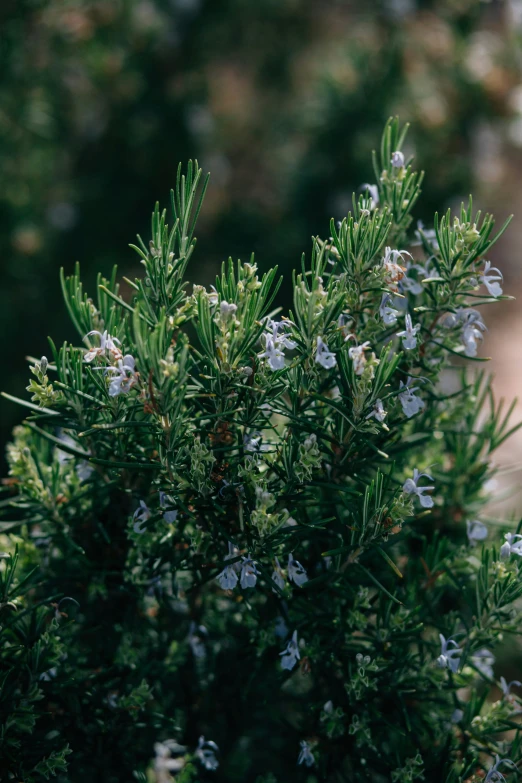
[376,546,403,578]
[1,392,60,416]
[358,563,403,605]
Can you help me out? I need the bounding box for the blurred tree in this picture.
[1,0,521,462]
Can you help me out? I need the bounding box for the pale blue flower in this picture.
[297,740,315,767]
[397,314,421,350]
[379,293,399,326]
[268,319,297,350]
[258,335,285,371]
[398,379,424,418]
[480,261,503,298]
[106,355,137,397]
[240,556,259,589]
[366,399,386,423]
[217,542,241,589]
[403,469,434,508]
[217,564,238,590]
[196,736,219,771]
[244,432,271,453]
[316,336,337,369]
[466,519,488,545]
[472,648,495,679]
[500,676,521,700]
[459,309,486,357]
[133,500,151,533]
[485,755,517,782]
[500,532,522,559]
[159,491,178,524]
[437,634,462,673]
[288,553,308,587]
[391,150,405,168]
[280,630,300,671]
[84,329,121,362]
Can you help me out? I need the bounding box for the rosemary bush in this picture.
[2,119,522,783]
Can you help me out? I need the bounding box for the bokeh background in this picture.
[2,0,522,504]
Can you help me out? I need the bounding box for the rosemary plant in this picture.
[2,119,522,783]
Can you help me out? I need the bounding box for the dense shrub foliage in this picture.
[2,120,522,782]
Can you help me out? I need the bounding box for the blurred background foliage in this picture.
[2,0,522,464]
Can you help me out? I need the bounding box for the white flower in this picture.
[196,736,219,771]
[258,335,286,371]
[379,293,399,326]
[133,500,151,533]
[466,519,488,545]
[500,532,522,559]
[500,676,521,700]
[366,399,386,423]
[480,261,503,298]
[208,285,219,306]
[106,354,137,397]
[398,379,424,418]
[348,341,370,375]
[220,300,237,318]
[159,491,178,524]
[272,557,285,592]
[288,553,309,587]
[485,755,517,782]
[391,150,405,168]
[316,336,337,369]
[397,314,421,350]
[84,330,122,362]
[403,469,434,508]
[240,556,259,589]
[361,183,379,208]
[280,630,301,671]
[437,634,462,673]
[154,740,186,781]
[472,648,495,679]
[297,740,315,767]
[451,708,464,723]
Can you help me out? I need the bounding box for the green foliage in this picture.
[2,120,522,782]
[0,548,71,781]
